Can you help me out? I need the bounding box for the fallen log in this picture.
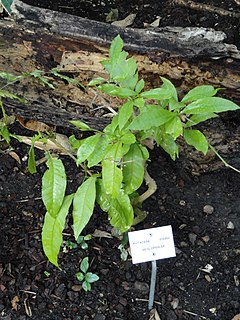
[0,0,240,175]
[0,0,239,130]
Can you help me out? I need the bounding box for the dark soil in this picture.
[1,1,240,320]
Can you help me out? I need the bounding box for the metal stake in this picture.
[148,260,157,310]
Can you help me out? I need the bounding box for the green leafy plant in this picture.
[0,68,83,147]
[40,35,240,268]
[65,234,92,250]
[0,73,25,144]
[75,257,99,292]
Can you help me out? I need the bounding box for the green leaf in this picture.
[76,272,84,281]
[81,242,88,250]
[85,272,99,283]
[183,97,240,114]
[109,190,134,232]
[69,135,82,150]
[50,68,83,88]
[1,0,13,14]
[128,107,174,130]
[84,234,92,241]
[183,129,208,154]
[96,179,111,212]
[98,84,135,98]
[118,101,133,131]
[42,194,73,267]
[126,57,137,78]
[109,35,124,61]
[80,257,89,273]
[24,70,55,89]
[69,120,92,131]
[88,77,106,86]
[123,143,145,194]
[185,113,219,127]
[102,142,123,198]
[28,145,36,174]
[72,176,96,240]
[164,116,183,140]
[133,97,145,112]
[0,71,22,82]
[181,85,219,103]
[140,87,174,100]
[120,132,136,145]
[103,115,119,135]
[0,125,10,143]
[154,129,179,160]
[0,89,24,102]
[82,281,91,292]
[160,77,178,101]
[77,134,101,165]
[121,73,138,91]
[42,155,66,218]
[87,135,110,168]
[135,79,145,94]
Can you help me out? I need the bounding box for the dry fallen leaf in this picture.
[17,116,52,132]
[111,13,136,27]
[9,151,21,164]
[11,295,20,311]
[93,229,113,239]
[232,314,240,320]
[20,133,75,155]
[148,308,161,320]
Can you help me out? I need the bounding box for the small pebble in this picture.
[202,235,210,243]
[227,221,235,230]
[171,298,179,309]
[203,205,214,215]
[94,314,106,320]
[54,283,66,298]
[133,281,149,294]
[188,233,197,245]
[180,241,188,248]
[167,310,177,320]
[179,200,186,206]
[71,285,82,292]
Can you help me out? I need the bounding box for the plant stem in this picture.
[133,166,157,205]
[148,260,157,310]
[209,144,240,174]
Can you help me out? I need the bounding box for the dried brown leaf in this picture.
[93,229,113,239]
[9,151,21,164]
[111,13,136,27]
[17,116,52,132]
[149,308,161,320]
[11,295,20,311]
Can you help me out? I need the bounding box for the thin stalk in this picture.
[209,144,240,174]
[148,260,157,310]
[133,166,157,205]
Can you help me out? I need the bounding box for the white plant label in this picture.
[128,225,176,264]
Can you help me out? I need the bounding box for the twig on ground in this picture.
[170,0,240,18]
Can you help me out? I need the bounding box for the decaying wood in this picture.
[0,0,239,131]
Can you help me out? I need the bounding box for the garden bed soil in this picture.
[0,1,240,320]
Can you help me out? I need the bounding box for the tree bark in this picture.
[0,0,239,130]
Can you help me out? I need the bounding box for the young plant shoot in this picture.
[38,35,240,267]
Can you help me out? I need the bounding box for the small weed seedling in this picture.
[76,257,99,292]
[65,234,92,250]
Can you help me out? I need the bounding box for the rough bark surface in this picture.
[0,0,239,131]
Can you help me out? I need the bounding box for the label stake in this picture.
[148,260,157,310]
